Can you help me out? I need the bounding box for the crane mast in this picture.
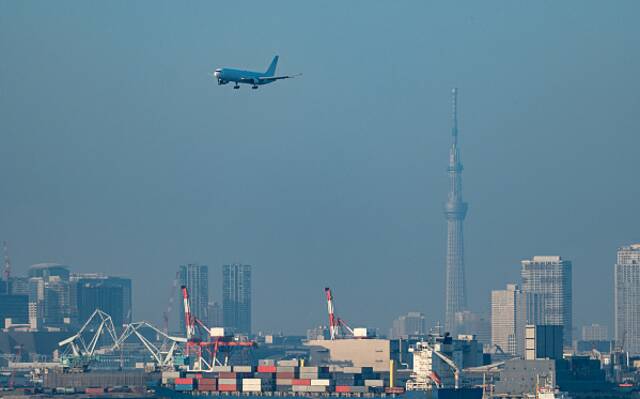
[324,287,339,340]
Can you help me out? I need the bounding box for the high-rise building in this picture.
[614,244,640,354]
[455,310,491,346]
[0,294,29,327]
[581,323,608,341]
[524,324,563,361]
[521,256,572,346]
[491,284,524,355]
[391,312,426,339]
[444,88,469,334]
[26,264,71,329]
[223,264,251,334]
[208,301,223,327]
[179,264,209,334]
[73,274,132,328]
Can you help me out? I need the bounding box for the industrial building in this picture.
[306,338,416,372]
[223,263,251,334]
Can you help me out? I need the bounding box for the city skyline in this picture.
[1,2,639,334]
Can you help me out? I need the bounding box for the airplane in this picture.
[212,56,300,90]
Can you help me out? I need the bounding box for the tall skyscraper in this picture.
[73,274,133,328]
[223,264,251,334]
[179,264,209,334]
[208,301,223,327]
[27,263,71,328]
[521,256,572,346]
[444,88,468,334]
[581,323,608,341]
[614,244,640,354]
[491,284,524,355]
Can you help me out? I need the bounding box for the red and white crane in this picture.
[324,287,354,340]
[181,285,255,371]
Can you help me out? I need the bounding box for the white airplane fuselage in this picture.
[213,68,274,87]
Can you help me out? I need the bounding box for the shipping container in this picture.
[175,378,194,385]
[257,365,277,373]
[365,379,384,387]
[276,371,296,379]
[276,366,297,373]
[84,387,105,395]
[218,384,237,392]
[174,384,193,391]
[335,385,351,393]
[218,372,237,379]
[277,359,299,367]
[258,359,276,366]
[292,379,311,386]
[311,379,331,386]
[276,378,293,386]
[308,385,328,393]
[218,378,240,385]
[210,365,233,372]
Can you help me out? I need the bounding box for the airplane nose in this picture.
[213,70,220,78]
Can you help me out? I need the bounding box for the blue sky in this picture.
[1,1,639,335]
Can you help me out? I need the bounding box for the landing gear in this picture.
[251,85,259,89]
[233,84,240,89]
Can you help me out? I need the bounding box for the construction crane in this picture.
[324,287,354,340]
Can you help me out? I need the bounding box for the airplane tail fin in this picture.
[265,55,279,76]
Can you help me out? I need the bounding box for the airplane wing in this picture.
[258,73,302,83]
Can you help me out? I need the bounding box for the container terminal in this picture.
[1,287,484,399]
[3,286,631,398]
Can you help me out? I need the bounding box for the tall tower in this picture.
[444,88,468,334]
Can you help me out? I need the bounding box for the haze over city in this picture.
[1,1,639,336]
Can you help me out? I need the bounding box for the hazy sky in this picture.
[1,1,639,335]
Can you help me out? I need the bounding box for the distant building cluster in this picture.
[390,312,426,339]
[176,263,252,336]
[0,263,131,331]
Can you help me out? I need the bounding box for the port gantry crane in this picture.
[57,309,121,371]
[324,287,354,340]
[116,321,186,370]
[181,285,255,371]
